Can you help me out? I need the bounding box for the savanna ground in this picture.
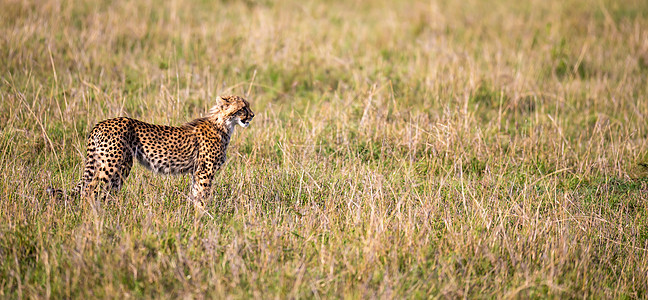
[2,0,648,298]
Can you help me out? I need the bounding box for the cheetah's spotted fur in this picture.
[48,95,254,202]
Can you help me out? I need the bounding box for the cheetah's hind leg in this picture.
[86,135,135,202]
[109,147,133,192]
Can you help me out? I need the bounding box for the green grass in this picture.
[2,0,648,298]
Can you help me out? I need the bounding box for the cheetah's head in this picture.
[209,95,254,128]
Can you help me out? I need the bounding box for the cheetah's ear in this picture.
[209,96,227,114]
[213,96,225,108]
[219,95,232,103]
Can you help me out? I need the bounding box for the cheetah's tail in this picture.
[46,182,81,200]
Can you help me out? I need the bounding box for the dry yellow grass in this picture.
[2,0,648,298]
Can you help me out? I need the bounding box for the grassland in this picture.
[2,0,648,298]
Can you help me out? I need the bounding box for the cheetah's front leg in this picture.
[191,161,216,204]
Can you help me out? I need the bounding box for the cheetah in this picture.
[48,95,254,202]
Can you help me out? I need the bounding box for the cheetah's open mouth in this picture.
[237,118,251,128]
